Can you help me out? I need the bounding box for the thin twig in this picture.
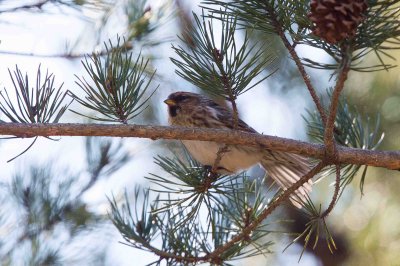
[320,165,341,219]
[263,4,327,125]
[0,43,133,59]
[142,242,202,264]
[0,0,50,13]
[0,123,399,169]
[0,50,87,59]
[211,145,229,173]
[324,56,351,159]
[210,48,239,172]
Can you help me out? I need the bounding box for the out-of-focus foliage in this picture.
[338,48,400,266]
[0,137,132,265]
[0,165,102,265]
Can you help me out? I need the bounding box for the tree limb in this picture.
[0,122,399,170]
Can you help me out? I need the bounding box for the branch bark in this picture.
[324,56,351,158]
[0,123,399,170]
[320,164,341,219]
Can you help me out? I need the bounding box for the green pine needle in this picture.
[171,10,275,99]
[0,65,71,161]
[304,90,384,196]
[0,64,70,124]
[70,37,157,123]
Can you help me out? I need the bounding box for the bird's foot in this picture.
[203,165,219,181]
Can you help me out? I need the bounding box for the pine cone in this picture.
[309,0,368,44]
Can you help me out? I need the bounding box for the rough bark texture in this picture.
[0,122,399,170]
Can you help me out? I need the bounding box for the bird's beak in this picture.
[164,99,176,106]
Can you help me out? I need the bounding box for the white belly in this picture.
[182,140,260,173]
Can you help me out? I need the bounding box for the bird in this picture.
[164,91,312,208]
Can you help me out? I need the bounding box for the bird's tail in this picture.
[261,151,312,209]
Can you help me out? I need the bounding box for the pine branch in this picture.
[0,122,399,170]
[0,65,70,124]
[202,161,327,263]
[324,53,352,159]
[70,38,157,123]
[0,65,71,161]
[262,3,327,125]
[111,159,324,264]
[0,42,134,59]
[204,0,327,124]
[0,0,51,13]
[171,12,274,99]
[305,90,383,194]
[320,165,340,219]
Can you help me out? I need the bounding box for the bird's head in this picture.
[164,91,202,119]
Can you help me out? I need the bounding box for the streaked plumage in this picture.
[164,91,312,208]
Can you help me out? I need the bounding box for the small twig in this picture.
[263,4,327,125]
[324,53,351,159]
[211,145,229,173]
[139,241,203,264]
[320,165,341,219]
[210,48,239,172]
[212,48,239,128]
[0,0,50,13]
[0,42,133,59]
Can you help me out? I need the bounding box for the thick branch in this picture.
[0,123,399,170]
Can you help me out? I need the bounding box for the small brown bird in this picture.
[164,91,312,208]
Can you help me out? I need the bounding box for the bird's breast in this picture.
[181,140,260,173]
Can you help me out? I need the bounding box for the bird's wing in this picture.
[208,101,257,133]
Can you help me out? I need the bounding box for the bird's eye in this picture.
[168,105,180,117]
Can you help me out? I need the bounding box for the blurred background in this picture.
[0,0,399,265]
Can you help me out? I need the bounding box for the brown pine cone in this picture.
[309,0,368,44]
